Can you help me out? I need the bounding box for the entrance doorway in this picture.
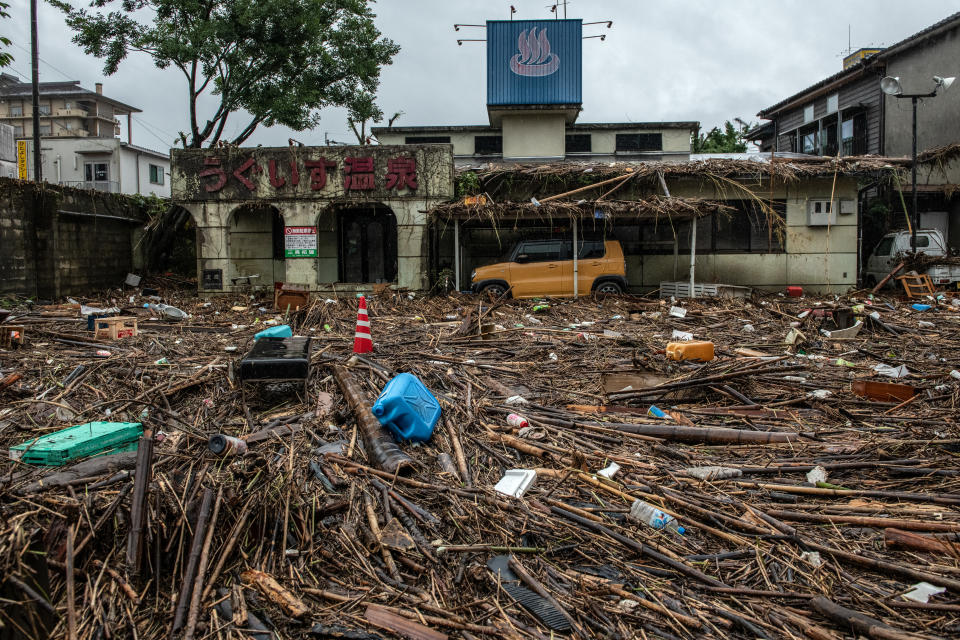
[337,205,397,283]
[228,205,285,287]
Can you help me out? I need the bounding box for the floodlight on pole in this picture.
[880,76,903,96]
[934,76,955,91]
[879,74,953,251]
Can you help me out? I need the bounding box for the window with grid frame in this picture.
[474,135,502,155]
[565,134,592,153]
[615,133,662,153]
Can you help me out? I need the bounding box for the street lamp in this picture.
[880,75,955,250]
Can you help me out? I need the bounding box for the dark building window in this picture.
[474,135,502,155]
[616,200,786,255]
[565,134,591,153]
[841,112,867,155]
[404,136,451,144]
[615,133,662,152]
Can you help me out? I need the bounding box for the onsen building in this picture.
[172,18,897,296]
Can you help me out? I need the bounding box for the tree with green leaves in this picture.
[693,120,750,153]
[52,0,399,148]
[345,91,401,145]
[0,1,13,68]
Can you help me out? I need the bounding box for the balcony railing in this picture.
[842,135,868,156]
[61,180,120,193]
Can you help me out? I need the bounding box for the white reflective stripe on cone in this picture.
[355,332,371,340]
[356,320,370,328]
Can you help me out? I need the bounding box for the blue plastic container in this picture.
[372,373,442,442]
[911,304,932,312]
[254,324,292,340]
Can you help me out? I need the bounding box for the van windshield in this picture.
[874,237,894,257]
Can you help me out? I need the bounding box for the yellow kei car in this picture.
[471,239,627,298]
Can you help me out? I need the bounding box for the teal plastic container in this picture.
[372,373,441,442]
[254,324,292,340]
[10,421,142,466]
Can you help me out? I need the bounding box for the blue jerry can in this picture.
[372,373,441,442]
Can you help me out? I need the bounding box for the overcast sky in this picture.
[5,1,958,151]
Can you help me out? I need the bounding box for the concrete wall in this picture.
[502,113,566,159]
[0,177,148,298]
[375,130,493,157]
[376,123,694,160]
[172,144,454,295]
[641,176,859,292]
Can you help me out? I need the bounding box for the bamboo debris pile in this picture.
[430,195,729,223]
[460,154,911,184]
[0,285,959,639]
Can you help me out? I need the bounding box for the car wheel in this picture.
[595,281,623,295]
[481,283,507,298]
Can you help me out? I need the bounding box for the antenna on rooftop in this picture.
[454,5,611,46]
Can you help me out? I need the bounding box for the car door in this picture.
[509,240,568,297]
[867,236,895,279]
[576,240,607,293]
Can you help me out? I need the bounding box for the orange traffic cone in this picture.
[353,295,373,353]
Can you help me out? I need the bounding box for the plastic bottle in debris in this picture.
[628,499,685,534]
[143,302,188,321]
[506,413,529,428]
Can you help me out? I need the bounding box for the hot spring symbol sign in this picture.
[486,19,582,106]
[511,27,560,77]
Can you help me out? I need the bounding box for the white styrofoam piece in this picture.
[494,469,537,498]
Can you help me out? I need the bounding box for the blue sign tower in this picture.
[486,19,582,106]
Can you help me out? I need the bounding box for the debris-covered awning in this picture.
[456,154,911,184]
[430,195,726,222]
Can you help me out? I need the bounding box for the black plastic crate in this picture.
[239,337,311,381]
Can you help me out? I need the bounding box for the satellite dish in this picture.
[880,76,903,96]
[934,76,955,92]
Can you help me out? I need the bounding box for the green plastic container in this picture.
[10,421,142,466]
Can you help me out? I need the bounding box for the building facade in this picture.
[0,73,170,196]
[374,122,697,165]
[0,73,137,140]
[749,12,960,248]
[172,145,454,295]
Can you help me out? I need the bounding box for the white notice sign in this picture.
[284,226,317,257]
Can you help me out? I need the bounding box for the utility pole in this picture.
[30,0,42,181]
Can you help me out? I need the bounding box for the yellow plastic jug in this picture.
[666,341,714,362]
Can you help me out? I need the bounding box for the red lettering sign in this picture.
[344,156,375,191]
[304,158,337,190]
[386,156,418,191]
[233,157,261,191]
[199,157,227,192]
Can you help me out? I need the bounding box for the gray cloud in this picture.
[5,0,956,151]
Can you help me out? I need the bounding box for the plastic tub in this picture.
[372,373,441,442]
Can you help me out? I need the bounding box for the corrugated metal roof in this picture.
[487,19,582,106]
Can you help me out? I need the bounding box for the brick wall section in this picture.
[0,178,148,299]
